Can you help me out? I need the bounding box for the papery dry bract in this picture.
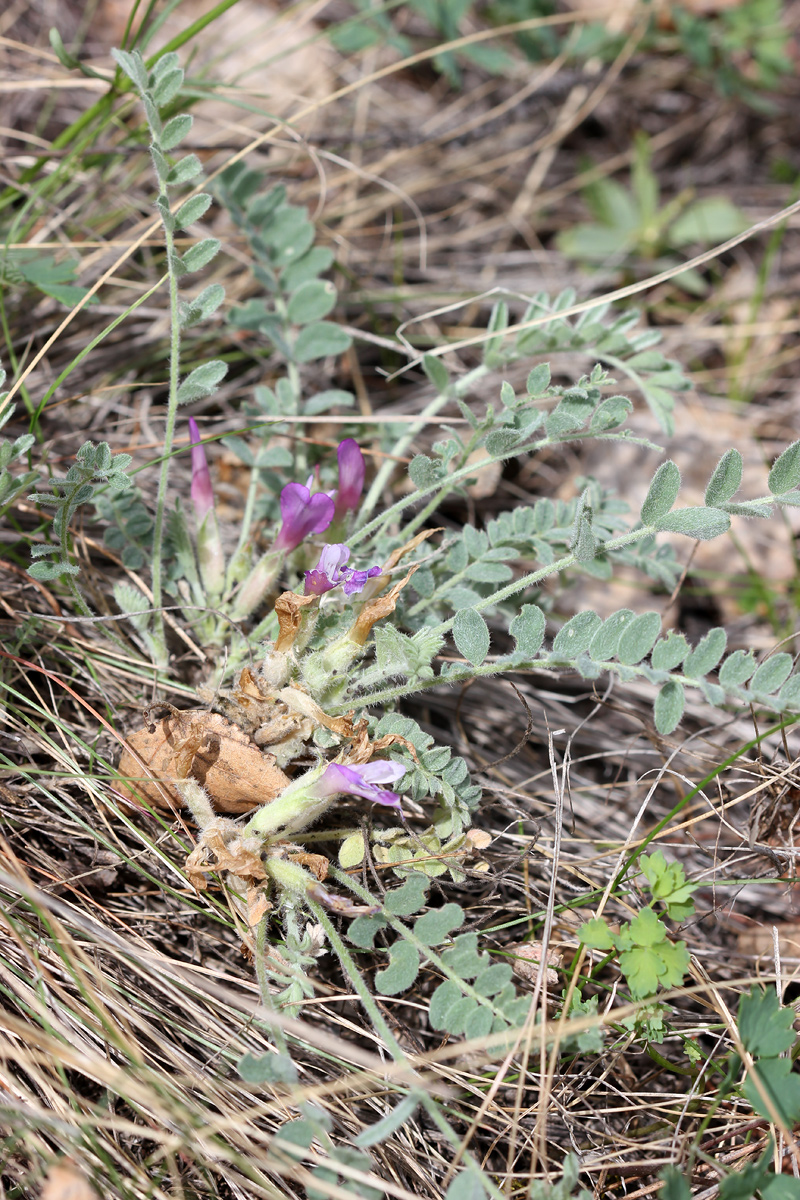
[117,708,290,813]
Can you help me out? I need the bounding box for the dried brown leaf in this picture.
[117,710,290,813]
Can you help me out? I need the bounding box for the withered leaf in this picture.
[117,710,290,813]
[274,590,317,651]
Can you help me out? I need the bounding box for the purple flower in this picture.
[316,760,406,809]
[189,417,214,520]
[333,439,365,521]
[188,417,225,598]
[273,482,335,553]
[304,543,382,597]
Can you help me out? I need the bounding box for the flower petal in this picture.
[275,482,335,552]
[188,417,214,520]
[319,761,404,808]
[334,438,365,519]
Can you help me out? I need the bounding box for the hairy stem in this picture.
[149,202,182,666]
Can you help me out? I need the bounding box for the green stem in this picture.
[332,869,512,1025]
[254,914,290,1058]
[226,465,261,593]
[350,427,651,550]
[356,363,491,530]
[304,895,405,1058]
[428,522,658,638]
[149,189,183,666]
[307,894,503,1196]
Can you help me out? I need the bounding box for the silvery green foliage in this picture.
[0,378,38,521]
[342,436,800,736]
[373,713,482,833]
[111,47,227,393]
[28,441,132,585]
[218,165,353,392]
[346,874,529,1035]
[474,291,689,433]
[93,487,153,570]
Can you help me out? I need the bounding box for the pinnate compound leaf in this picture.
[510,604,545,657]
[440,933,486,978]
[176,360,228,404]
[464,1007,494,1039]
[152,67,183,107]
[430,980,462,1030]
[338,832,365,869]
[182,283,225,326]
[768,440,800,496]
[160,113,193,151]
[238,1051,298,1084]
[778,676,800,710]
[181,238,221,272]
[111,48,148,90]
[572,507,597,563]
[654,680,684,735]
[287,279,337,324]
[718,649,757,688]
[704,449,743,506]
[738,985,797,1057]
[413,903,464,946]
[423,353,449,392]
[348,914,387,949]
[453,609,490,667]
[591,394,632,431]
[552,611,602,658]
[384,873,429,916]
[683,627,726,679]
[641,460,681,523]
[473,963,512,997]
[408,454,444,489]
[656,507,731,540]
[174,193,212,229]
[618,611,661,665]
[293,321,351,362]
[651,632,689,671]
[375,941,419,995]
[588,609,634,661]
[29,560,79,581]
[750,654,794,696]
[354,1093,422,1148]
[526,362,551,395]
[167,154,203,186]
[445,997,480,1036]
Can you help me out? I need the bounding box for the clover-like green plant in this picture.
[558,135,748,295]
[579,851,698,1014]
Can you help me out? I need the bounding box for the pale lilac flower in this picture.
[304,543,381,597]
[273,482,335,553]
[188,417,225,598]
[333,438,365,521]
[189,417,214,519]
[315,760,406,808]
